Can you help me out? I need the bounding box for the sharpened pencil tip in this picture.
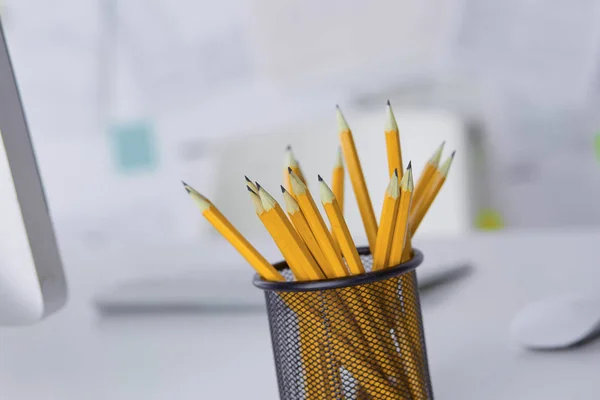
[244,175,252,183]
[336,105,351,132]
[335,104,340,109]
[384,101,398,132]
[286,145,291,151]
[287,166,293,174]
[184,187,191,193]
[429,141,446,166]
[394,168,398,177]
[317,174,323,182]
[247,186,256,194]
[256,182,262,191]
[181,181,188,187]
[408,161,412,169]
[280,185,286,193]
[439,151,456,176]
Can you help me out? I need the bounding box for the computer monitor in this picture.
[0,19,67,325]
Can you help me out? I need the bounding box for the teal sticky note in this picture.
[110,121,158,173]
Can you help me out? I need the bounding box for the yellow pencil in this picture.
[330,148,345,256]
[318,176,365,276]
[412,141,444,207]
[246,186,307,281]
[401,232,413,263]
[371,170,401,271]
[331,147,345,214]
[281,186,330,272]
[284,145,306,195]
[256,184,326,281]
[389,163,414,266]
[384,100,404,179]
[337,106,378,254]
[289,168,348,278]
[183,182,284,282]
[393,166,427,398]
[411,151,455,236]
[319,176,407,383]
[375,164,422,396]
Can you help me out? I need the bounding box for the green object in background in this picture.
[476,209,504,231]
[595,132,600,163]
[110,121,158,173]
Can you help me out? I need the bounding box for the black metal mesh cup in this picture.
[253,247,433,400]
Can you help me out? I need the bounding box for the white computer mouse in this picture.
[510,293,600,350]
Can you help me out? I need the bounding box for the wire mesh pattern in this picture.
[259,253,433,400]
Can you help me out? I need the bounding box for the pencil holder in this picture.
[254,247,432,400]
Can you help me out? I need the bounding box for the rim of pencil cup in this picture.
[253,247,423,292]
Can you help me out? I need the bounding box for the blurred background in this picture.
[2,0,599,253]
[1,0,600,399]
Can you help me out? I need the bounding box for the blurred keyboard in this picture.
[94,263,473,316]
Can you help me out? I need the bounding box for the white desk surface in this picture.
[1,230,600,399]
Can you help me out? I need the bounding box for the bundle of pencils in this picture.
[183,102,454,282]
[183,102,454,399]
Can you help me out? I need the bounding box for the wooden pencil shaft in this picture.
[260,205,324,281]
[385,130,403,180]
[272,204,326,280]
[413,143,444,206]
[248,187,307,280]
[401,232,413,263]
[384,101,403,179]
[390,170,413,267]
[410,174,444,236]
[412,163,436,208]
[322,199,365,275]
[332,146,345,214]
[338,109,378,253]
[259,210,308,281]
[340,132,378,253]
[288,210,331,274]
[389,197,411,266]
[332,166,345,214]
[290,171,348,278]
[301,191,347,278]
[372,190,400,271]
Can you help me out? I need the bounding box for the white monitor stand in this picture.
[0,20,67,325]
